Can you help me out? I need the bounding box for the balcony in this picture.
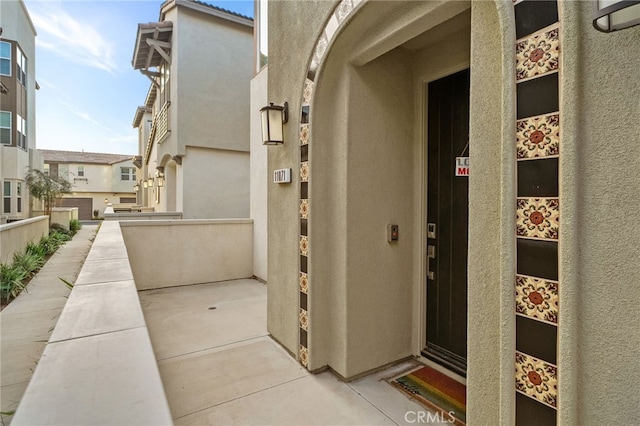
[144,101,171,164]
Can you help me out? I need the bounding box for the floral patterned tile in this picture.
[300,124,309,146]
[314,33,328,64]
[516,26,559,81]
[336,0,354,23]
[300,272,308,294]
[300,235,309,256]
[300,161,309,182]
[517,198,559,240]
[299,345,309,367]
[516,275,558,324]
[303,79,314,106]
[300,199,309,219]
[517,113,559,159]
[299,308,309,331]
[516,351,557,408]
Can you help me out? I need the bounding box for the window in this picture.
[120,167,135,181]
[0,111,10,145]
[77,165,85,177]
[3,181,11,213]
[16,46,26,86]
[17,114,26,149]
[44,163,50,176]
[0,41,10,76]
[16,182,22,213]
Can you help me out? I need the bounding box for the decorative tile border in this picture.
[516,275,558,324]
[514,2,560,421]
[516,198,559,240]
[516,113,559,159]
[516,26,559,81]
[516,351,558,408]
[296,0,364,371]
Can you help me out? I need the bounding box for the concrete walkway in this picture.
[140,279,436,425]
[0,225,98,425]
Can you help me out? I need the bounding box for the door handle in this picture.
[427,245,435,280]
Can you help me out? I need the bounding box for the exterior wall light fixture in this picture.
[155,170,165,187]
[261,102,288,145]
[593,0,640,32]
[147,177,154,187]
[143,180,148,189]
[133,183,140,192]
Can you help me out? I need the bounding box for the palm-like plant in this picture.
[24,168,72,225]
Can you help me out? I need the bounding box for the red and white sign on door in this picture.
[455,157,469,176]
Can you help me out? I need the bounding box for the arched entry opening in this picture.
[307,0,474,378]
[160,154,178,212]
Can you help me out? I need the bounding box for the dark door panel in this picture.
[424,69,469,374]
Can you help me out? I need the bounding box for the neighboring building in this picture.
[260,1,639,425]
[0,0,43,223]
[40,149,137,220]
[131,0,253,219]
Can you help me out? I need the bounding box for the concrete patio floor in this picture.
[140,279,444,426]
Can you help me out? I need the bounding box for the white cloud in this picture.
[29,2,118,73]
[62,101,131,140]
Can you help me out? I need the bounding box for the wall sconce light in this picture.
[147,177,154,187]
[155,170,165,187]
[133,183,140,192]
[260,102,288,145]
[593,0,640,32]
[143,180,148,189]
[104,198,108,204]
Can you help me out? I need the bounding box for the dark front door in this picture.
[424,69,469,375]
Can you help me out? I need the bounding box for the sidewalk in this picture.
[0,225,98,425]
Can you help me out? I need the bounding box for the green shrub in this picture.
[39,235,59,256]
[12,251,44,277]
[69,219,82,235]
[49,223,70,235]
[50,231,71,243]
[25,241,47,258]
[0,263,28,304]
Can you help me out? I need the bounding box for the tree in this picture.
[24,168,72,224]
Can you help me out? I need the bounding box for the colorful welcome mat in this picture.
[390,365,466,425]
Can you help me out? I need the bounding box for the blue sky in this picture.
[22,0,254,155]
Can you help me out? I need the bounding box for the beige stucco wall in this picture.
[250,67,268,281]
[559,2,640,424]
[174,7,253,155]
[120,219,253,290]
[466,2,515,424]
[181,146,249,219]
[0,216,48,264]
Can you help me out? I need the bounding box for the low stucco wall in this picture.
[104,212,182,221]
[32,208,79,230]
[120,219,253,290]
[0,216,49,264]
[11,221,172,425]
